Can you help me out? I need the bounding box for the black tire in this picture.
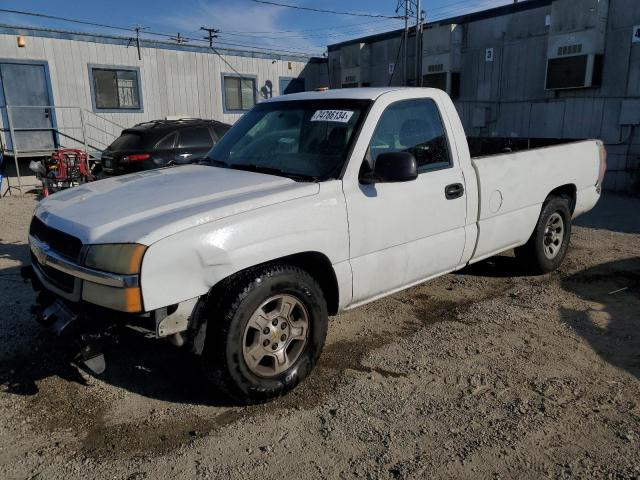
[201,264,328,404]
[515,196,572,274]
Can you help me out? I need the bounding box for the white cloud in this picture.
[155,0,322,55]
[152,0,511,55]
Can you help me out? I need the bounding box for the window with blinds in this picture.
[223,75,256,112]
[91,67,141,110]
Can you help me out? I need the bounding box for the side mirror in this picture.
[360,152,418,184]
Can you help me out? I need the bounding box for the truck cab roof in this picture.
[264,87,443,102]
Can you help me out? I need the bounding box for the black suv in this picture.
[101,118,230,175]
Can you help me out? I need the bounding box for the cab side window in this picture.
[367,99,451,173]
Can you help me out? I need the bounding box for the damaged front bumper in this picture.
[22,265,201,374]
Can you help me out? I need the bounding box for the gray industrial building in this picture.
[328,0,640,193]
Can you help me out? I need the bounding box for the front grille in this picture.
[29,216,83,261]
[31,252,75,293]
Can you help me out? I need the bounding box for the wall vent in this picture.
[557,44,583,56]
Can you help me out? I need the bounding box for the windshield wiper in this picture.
[229,163,317,182]
[201,158,229,168]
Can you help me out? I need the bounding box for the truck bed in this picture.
[467,136,582,159]
[468,139,602,264]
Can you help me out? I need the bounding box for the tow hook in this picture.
[39,300,79,335]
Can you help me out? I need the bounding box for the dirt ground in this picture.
[0,192,639,479]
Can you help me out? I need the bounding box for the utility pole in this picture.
[414,0,422,86]
[200,26,219,48]
[403,0,409,86]
[133,24,147,60]
[170,32,189,44]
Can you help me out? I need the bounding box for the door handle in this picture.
[445,183,464,200]
[178,153,192,158]
[44,108,50,118]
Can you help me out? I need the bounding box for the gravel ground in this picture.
[1,193,639,479]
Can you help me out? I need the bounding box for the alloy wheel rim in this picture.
[543,212,564,260]
[242,294,309,378]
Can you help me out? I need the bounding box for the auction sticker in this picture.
[311,110,354,123]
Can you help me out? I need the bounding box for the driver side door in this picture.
[345,98,468,304]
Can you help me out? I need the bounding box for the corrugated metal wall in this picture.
[329,0,640,193]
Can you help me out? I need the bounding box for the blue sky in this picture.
[1,0,508,55]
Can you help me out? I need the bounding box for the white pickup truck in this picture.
[27,87,606,403]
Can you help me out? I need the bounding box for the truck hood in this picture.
[35,165,319,245]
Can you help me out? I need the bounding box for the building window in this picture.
[90,66,141,111]
[223,74,256,112]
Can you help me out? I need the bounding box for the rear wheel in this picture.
[515,196,572,274]
[201,264,328,404]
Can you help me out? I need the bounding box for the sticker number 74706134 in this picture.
[310,110,354,123]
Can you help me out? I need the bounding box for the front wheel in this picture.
[201,264,328,404]
[515,196,572,274]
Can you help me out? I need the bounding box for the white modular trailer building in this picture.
[0,24,328,192]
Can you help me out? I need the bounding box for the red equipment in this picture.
[41,149,94,197]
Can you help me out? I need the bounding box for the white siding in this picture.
[0,29,328,152]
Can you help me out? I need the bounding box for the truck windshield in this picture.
[206,99,370,181]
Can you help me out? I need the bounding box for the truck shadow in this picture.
[0,240,31,264]
[2,327,236,407]
[560,257,640,381]
[457,254,530,278]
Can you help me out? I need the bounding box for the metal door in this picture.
[0,62,56,152]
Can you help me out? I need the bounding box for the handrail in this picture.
[55,130,104,154]
[1,104,125,193]
[85,122,122,139]
[82,109,127,130]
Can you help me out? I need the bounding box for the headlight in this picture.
[84,243,147,274]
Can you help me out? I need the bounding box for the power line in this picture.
[221,16,402,34]
[0,1,514,55]
[0,8,322,55]
[388,34,404,87]
[219,19,405,39]
[427,0,512,23]
[245,0,402,19]
[0,7,128,32]
[209,45,269,100]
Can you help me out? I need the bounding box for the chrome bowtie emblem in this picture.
[33,241,50,265]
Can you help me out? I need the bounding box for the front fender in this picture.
[139,181,350,311]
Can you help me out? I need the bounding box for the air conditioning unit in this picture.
[545,0,609,90]
[422,24,462,98]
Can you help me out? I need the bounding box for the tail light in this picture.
[596,141,607,194]
[121,153,150,164]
